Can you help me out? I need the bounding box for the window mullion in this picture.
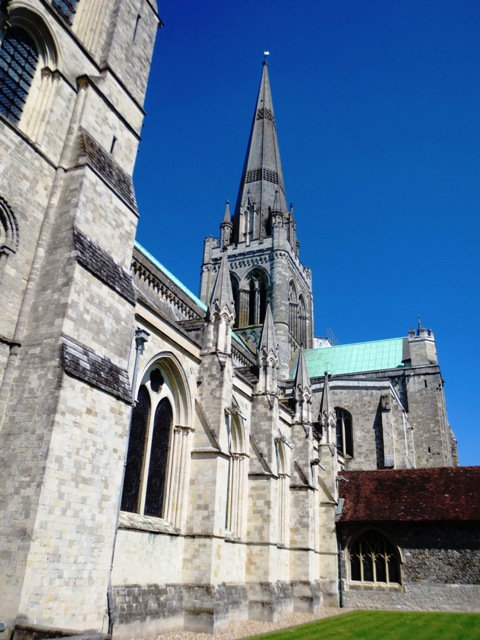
[139,404,155,514]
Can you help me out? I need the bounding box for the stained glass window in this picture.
[0,27,39,125]
[121,385,150,513]
[144,398,172,517]
[52,0,79,25]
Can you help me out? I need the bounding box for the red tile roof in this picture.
[338,466,480,522]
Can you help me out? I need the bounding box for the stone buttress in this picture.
[0,1,159,636]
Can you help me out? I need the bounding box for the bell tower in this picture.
[200,61,314,378]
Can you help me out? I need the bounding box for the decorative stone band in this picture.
[61,334,132,403]
[73,228,135,305]
[80,128,137,212]
[245,167,283,188]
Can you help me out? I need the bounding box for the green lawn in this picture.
[246,610,480,640]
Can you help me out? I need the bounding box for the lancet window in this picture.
[298,295,307,347]
[349,529,401,584]
[121,366,177,519]
[275,438,290,547]
[121,373,173,518]
[230,274,240,328]
[335,407,353,457]
[288,281,298,340]
[247,269,268,326]
[225,412,247,538]
[0,27,39,125]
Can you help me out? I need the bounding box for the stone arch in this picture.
[0,196,19,257]
[242,267,269,326]
[140,352,192,427]
[346,527,403,584]
[1,6,60,140]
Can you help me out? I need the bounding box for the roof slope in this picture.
[301,337,407,378]
[338,467,480,523]
[233,62,287,238]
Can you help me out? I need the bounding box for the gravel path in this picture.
[137,608,351,640]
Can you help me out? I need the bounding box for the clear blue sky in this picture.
[133,1,480,466]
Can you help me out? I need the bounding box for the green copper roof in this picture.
[297,337,408,378]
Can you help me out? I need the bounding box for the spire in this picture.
[257,303,279,395]
[233,61,288,242]
[204,252,235,357]
[258,302,277,358]
[220,200,233,247]
[293,347,312,425]
[209,251,234,313]
[294,348,311,397]
[319,372,336,444]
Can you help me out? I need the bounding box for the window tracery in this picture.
[349,529,401,584]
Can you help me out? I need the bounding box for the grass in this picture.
[246,610,480,640]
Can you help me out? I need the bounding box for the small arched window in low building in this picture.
[0,27,39,125]
[349,529,401,584]
[335,407,353,457]
[52,0,80,25]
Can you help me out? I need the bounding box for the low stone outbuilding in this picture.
[337,466,480,612]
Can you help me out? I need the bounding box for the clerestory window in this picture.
[349,529,401,584]
[52,0,80,25]
[335,407,353,457]
[121,370,173,518]
[0,27,39,125]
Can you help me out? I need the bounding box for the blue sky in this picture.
[133,1,480,466]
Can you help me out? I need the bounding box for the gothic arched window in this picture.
[247,269,268,326]
[121,370,173,519]
[288,281,298,341]
[121,385,150,513]
[225,412,247,538]
[298,295,307,347]
[335,407,353,457]
[52,0,80,25]
[0,196,19,259]
[0,27,39,125]
[349,529,401,584]
[230,274,240,328]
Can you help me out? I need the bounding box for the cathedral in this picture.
[0,2,478,639]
